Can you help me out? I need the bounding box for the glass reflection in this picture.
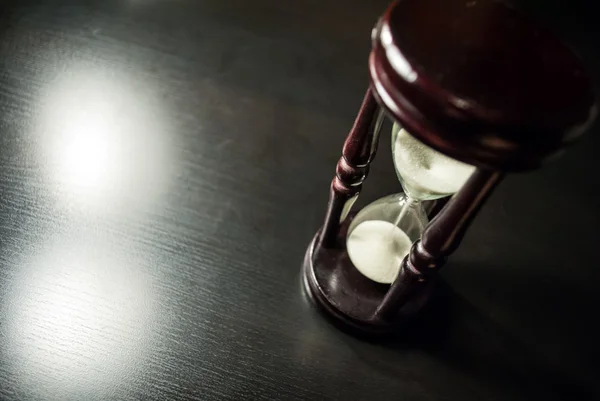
[4,235,158,398]
[36,64,173,215]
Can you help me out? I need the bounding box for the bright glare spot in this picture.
[380,24,417,83]
[59,111,114,190]
[36,64,172,215]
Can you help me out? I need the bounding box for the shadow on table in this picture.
[345,266,599,401]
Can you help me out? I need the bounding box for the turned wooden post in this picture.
[318,88,384,249]
[375,169,503,319]
[303,0,595,335]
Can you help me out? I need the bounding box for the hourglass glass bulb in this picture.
[392,123,475,201]
[345,125,477,285]
[346,194,427,284]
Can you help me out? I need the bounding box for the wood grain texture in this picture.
[0,0,598,400]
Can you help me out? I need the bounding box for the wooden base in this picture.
[302,217,434,336]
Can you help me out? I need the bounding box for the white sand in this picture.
[347,220,412,284]
[393,126,475,199]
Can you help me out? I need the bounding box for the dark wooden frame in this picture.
[303,0,595,335]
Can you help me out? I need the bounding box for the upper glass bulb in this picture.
[391,123,476,201]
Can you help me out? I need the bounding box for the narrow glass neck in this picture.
[400,195,421,208]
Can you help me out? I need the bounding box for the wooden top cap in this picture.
[370,0,596,171]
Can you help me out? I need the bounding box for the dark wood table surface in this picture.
[0,1,598,400]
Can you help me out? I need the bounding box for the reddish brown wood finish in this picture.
[304,215,434,335]
[303,0,596,335]
[375,169,503,320]
[318,88,382,248]
[370,0,596,171]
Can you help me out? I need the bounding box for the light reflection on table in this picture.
[1,60,178,399]
[35,62,174,216]
[4,234,158,399]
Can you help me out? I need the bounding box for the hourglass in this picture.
[346,124,475,284]
[302,0,595,334]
